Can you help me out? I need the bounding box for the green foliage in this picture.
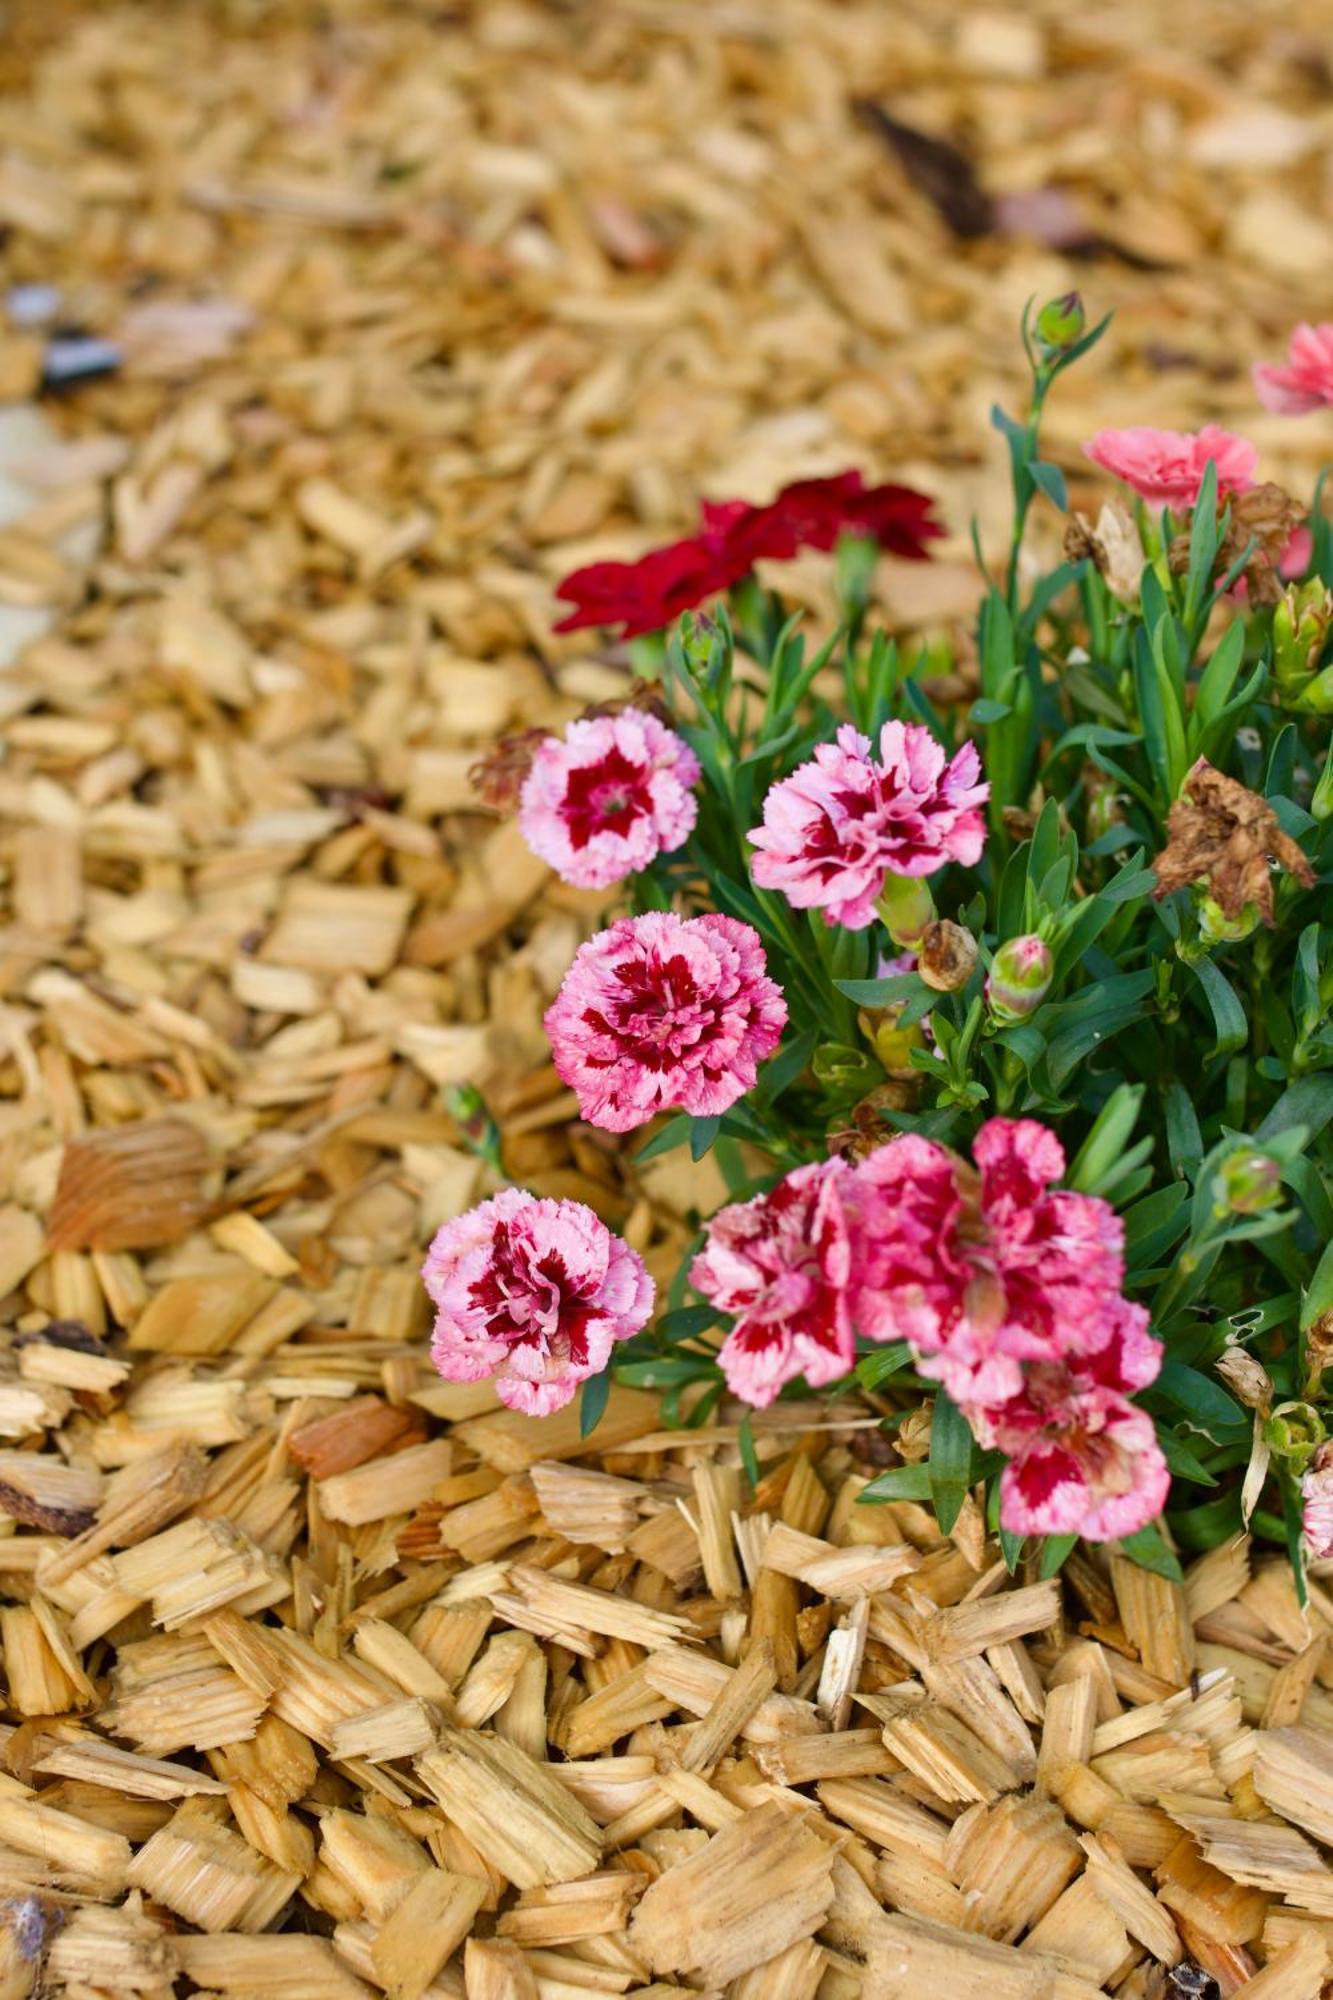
[610,296,1332,1584]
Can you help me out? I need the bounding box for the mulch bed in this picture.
[2,1,1333,1993]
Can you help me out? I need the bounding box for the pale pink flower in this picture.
[518,712,700,890]
[1254,323,1333,416]
[847,1118,1128,1406]
[1083,425,1258,512]
[1301,1443,1333,1560]
[545,912,786,1132]
[423,1187,653,1416]
[691,1160,854,1407]
[749,721,988,930]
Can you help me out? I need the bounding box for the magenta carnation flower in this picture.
[1082,425,1258,511]
[691,1160,854,1407]
[848,1117,1129,1407]
[423,1188,653,1416]
[749,721,988,931]
[1254,323,1333,415]
[1301,1444,1333,1560]
[545,912,787,1132]
[518,712,700,890]
[971,1302,1167,1541]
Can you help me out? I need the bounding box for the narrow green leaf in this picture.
[858,1464,933,1504]
[1039,1533,1079,1579]
[579,1370,611,1439]
[635,1113,691,1164]
[1118,1522,1184,1583]
[928,1390,973,1537]
[1187,957,1248,1059]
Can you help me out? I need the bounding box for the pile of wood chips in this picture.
[3,0,1333,1993]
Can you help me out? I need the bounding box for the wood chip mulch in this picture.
[2,2,1333,1995]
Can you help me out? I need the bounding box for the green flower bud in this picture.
[1263,1399,1327,1470]
[876,872,936,949]
[1034,291,1086,357]
[986,935,1054,1022]
[1273,578,1333,694]
[1313,751,1333,823]
[1197,893,1261,948]
[1212,1147,1283,1218]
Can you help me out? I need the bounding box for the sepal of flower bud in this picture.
[1212,1146,1283,1217]
[1263,1399,1327,1471]
[876,872,936,948]
[1273,578,1333,692]
[1034,291,1086,358]
[1197,893,1261,948]
[917,920,978,993]
[985,935,1054,1023]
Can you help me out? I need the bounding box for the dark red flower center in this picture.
[561,747,654,850]
[468,1222,595,1366]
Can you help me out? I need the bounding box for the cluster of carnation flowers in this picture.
[691,1118,1167,1541]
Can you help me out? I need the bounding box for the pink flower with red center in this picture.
[1254,323,1333,415]
[691,1159,854,1407]
[1301,1444,1333,1560]
[545,911,787,1132]
[423,1188,653,1416]
[1083,425,1258,511]
[749,721,988,931]
[969,1301,1167,1540]
[518,712,700,890]
[847,1118,1128,1407]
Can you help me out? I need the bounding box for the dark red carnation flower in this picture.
[554,473,943,639]
[553,534,741,638]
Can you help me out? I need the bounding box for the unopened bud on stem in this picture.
[1034,290,1086,358]
[876,872,935,949]
[985,935,1053,1022]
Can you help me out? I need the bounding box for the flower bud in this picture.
[916,920,978,994]
[1212,1146,1283,1218]
[1034,290,1086,357]
[985,935,1054,1022]
[876,872,936,949]
[1313,751,1333,823]
[1197,892,1261,948]
[860,1009,927,1078]
[1264,1399,1327,1471]
[1273,578,1333,692]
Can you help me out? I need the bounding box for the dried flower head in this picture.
[1064,499,1146,604]
[469,729,549,812]
[1152,757,1315,925]
[1168,482,1301,609]
[916,920,978,994]
[1302,1441,1333,1559]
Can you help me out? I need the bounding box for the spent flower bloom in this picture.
[423,1189,653,1416]
[691,1160,855,1407]
[1254,323,1333,415]
[518,712,700,889]
[545,911,786,1132]
[749,721,988,930]
[848,1117,1129,1407]
[1083,425,1258,512]
[1301,1442,1333,1559]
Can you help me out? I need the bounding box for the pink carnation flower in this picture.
[1083,425,1258,511]
[847,1118,1127,1407]
[423,1188,653,1416]
[966,1301,1166,1541]
[1301,1444,1333,1560]
[749,721,988,931]
[518,712,700,890]
[1254,323,1333,415]
[545,912,787,1132]
[691,1160,854,1407]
